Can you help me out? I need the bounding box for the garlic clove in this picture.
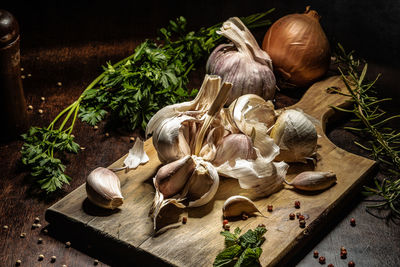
[213,133,256,166]
[270,109,318,163]
[154,155,195,198]
[123,138,149,169]
[285,171,337,191]
[223,195,262,218]
[86,167,123,209]
[181,157,220,207]
[198,126,227,162]
[216,149,288,197]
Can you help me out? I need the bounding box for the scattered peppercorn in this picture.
[340,246,346,251]
[21,67,24,71]
[94,259,99,265]
[38,109,43,114]
[340,249,347,259]
[258,224,266,228]
[28,105,33,110]
[38,254,44,261]
[313,250,319,258]
[32,224,38,229]
[129,137,135,143]
[299,220,306,228]
[348,261,355,267]
[105,133,110,137]
[40,97,45,101]
[38,238,43,244]
[15,260,22,266]
[241,213,249,220]
[65,241,71,248]
[294,201,300,209]
[93,125,98,130]
[34,217,40,223]
[328,264,334,267]
[267,205,273,212]
[3,225,8,230]
[296,212,301,219]
[20,233,26,238]
[80,146,86,150]
[50,256,56,263]
[289,213,295,220]
[37,224,42,228]
[21,75,26,79]
[224,223,231,231]
[298,215,305,221]
[182,216,187,224]
[223,219,229,226]
[43,229,48,234]
[27,73,32,77]
[350,218,356,226]
[57,82,62,87]
[319,256,326,264]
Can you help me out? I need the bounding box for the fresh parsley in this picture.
[20,10,274,193]
[214,226,267,267]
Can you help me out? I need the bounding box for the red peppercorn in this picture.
[340,246,346,251]
[350,218,356,226]
[341,252,347,259]
[298,215,305,221]
[348,261,355,267]
[296,212,301,219]
[299,220,306,228]
[289,213,295,220]
[328,264,334,267]
[294,200,300,209]
[223,219,229,226]
[319,256,326,264]
[313,250,319,258]
[182,216,187,224]
[267,205,273,212]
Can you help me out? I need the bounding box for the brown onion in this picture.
[262,6,330,87]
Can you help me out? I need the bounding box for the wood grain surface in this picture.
[45,76,376,267]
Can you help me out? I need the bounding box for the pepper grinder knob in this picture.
[0,9,28,142]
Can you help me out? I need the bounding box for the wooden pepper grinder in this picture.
[0,10,28,141]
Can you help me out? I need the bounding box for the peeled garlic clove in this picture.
[154,155,195,198]
[285,171,336,191]
[223,195,262,217]
[123,138,149,169]
[86,167,123,209]
[181,158,219,207]
[213,133,256,166]
[270,109,317,162]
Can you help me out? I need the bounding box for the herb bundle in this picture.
[332,44,400,215]
[21,11,274,193]
[213,226,267,267]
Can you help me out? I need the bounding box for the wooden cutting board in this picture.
[45,76,375,267]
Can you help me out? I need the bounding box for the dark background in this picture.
[1,1,400,266]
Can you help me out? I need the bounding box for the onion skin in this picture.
[262,7,331,87]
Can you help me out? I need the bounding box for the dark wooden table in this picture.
[1,2,400,266]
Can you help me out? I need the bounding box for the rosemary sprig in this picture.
[332,44,400,215]
[21,11,274,193]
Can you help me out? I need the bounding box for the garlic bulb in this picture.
[270,109,317,162]
[86,167,123,209]
[223,195,262,217]
[206,17,276,105]
[213,134,256,166]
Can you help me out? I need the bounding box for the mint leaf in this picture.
[238,227,267,248]
[220,230,239,247]
[234,247,262,267]
[213,244,243,267]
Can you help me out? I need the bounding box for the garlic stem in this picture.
[194,82,232,155]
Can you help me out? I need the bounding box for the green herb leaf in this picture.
[234,247,262,267]
[213,244,243,267]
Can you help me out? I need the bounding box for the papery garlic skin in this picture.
[270,109,317,162]
[123,138,149,169]
[206,17,276,105]
[86,167,123,210]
